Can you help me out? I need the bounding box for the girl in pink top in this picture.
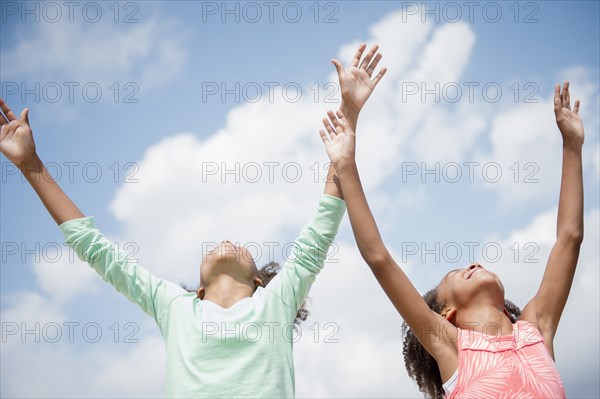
[318,67,584,398]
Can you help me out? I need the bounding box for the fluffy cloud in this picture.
[106,11,481,291]
[474,66,599,205]
[1,330,165,398]
[30,249,101,304]
[1,10,189,93]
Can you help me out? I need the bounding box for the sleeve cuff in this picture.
[320,194,346,212]
[313,195,346,233]
[59,216,95,238]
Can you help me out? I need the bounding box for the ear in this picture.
[254,277,263,288]
[196,286,205,299]
[440,306,457,323]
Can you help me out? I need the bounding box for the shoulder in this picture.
[512,319,556,360]
[156,281,194,313]
[163,279,190,298]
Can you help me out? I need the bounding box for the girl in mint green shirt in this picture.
[59,195,344,398]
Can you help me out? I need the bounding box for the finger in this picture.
[5,122,16,140]
[20,108,30,127]
[553,84,562,116]
[327,110,340,130]
[372,66,388,87]
[365,53,382,76]
[0,124,9,141]
[335,110,348,127]
[359,44,379,70]
[350,43,367,68]
[0,111,7,126]
[554,96,563,118]
[0,98,18,121]
[574,99,580,114]
[331,59,345,80]
[562,81,571,110]
[319,129,330,145]
[322,117,337,138]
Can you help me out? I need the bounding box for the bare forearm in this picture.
[324,164,343,199]
[340,101,359,132]
[556,143,583,243]
[324,103,358,199]
[336,161,389,264]
[20,154,85,225]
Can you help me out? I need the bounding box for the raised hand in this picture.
[0,98,36,169]
[554,81,584,148]
[332,43,387,115]
[319,110,355,165]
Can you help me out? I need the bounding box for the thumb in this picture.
[20,108,30,127]
[331,59,344,79]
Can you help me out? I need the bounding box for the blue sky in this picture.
[1,1,599,397]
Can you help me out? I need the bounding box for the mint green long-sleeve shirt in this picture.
[59,195,346,398]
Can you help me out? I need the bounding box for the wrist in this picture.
[340,101,360,119]
[18,153,44,175]
[332,158,357,176]
[562,139,583,152]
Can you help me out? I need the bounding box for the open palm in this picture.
[319,110,355,165]
[0,98,36,168]
[332,44,387,113]
[554,81,584,147]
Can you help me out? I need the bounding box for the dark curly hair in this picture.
[180,261,309,327]
[401,287,522,398]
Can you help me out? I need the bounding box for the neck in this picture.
[455,303,513,336]
[203,278,255,309]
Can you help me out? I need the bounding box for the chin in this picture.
[472,272,504,294]
[208,250,241,264]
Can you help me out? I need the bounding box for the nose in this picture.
[468,263,481,270]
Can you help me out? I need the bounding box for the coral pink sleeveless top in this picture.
[445,320,566,398]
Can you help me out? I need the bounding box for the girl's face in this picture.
[437,263,505,312]
[200,240,258,286]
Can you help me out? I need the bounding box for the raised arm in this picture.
[262,45,387,316]
[319,110,458,378]
[332,43,387,133]
[0,99,185,324]
[519,82,585,357]
[324,43,388,199]
[263,194,345,320]
[0,99,84,225]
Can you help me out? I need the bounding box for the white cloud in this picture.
[474,66,599,205]
[1,15,189,93]
[1,292,65,343]
[408,101,487,163]
[31,250,101,304]
[1,330,166,398]
[103,6,480,290]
